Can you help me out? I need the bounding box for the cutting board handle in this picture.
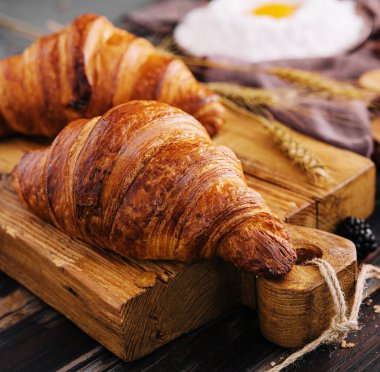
[244,224,357,348]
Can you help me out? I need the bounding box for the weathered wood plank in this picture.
[0,184,243,360]
[0,307,98,371]
[0,288,43,330]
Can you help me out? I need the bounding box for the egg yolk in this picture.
[252,3,297,18]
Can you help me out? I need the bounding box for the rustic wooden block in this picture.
[0,184,242,360]
[256,225,357,348]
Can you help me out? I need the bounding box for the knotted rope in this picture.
[269,259,380,372]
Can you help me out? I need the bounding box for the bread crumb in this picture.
[134,271,157,288]
[366,298,373,306]
[270,362,276,367]
[373,305,380,313]
[341,340,356,348]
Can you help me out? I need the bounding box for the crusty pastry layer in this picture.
[13,101,295,277]
[0,14,224,137]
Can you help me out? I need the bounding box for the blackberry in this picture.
[335,217,378,260]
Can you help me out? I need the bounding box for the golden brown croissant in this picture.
[0,14,224,138]
[13,101,295,277]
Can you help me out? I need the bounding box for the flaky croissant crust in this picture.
[0,14,224,137]
[13,101,295,277]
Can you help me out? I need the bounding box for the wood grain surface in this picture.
[0,176,357,362]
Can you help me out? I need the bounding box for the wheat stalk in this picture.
[206,81,377,129]
[268,67,367,100]
[158,39,332,185]
[220,98,331,186]
[156,35,177,56]
[157,37,369,102]
[206,82,278,107]
[206,83,332,185]
[157,37,372,103]
[205,81,366,126]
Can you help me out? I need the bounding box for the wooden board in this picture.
[216,108,375,231]
[0,181,357,360]
[0,107,372,360]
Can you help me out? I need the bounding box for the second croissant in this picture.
[0,14,224,138]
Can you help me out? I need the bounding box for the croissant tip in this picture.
[255,248,297,278]
[217,220,296,278]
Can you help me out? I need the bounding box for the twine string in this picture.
[268,259,380,372]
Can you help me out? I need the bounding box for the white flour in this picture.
[174,0,366,63]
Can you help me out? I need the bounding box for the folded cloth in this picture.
[201,56,375,157]
[125,0,380,157]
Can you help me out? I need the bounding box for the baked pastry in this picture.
[13,101,295,277]
[0,14,224,137]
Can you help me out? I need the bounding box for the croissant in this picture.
[13,101,295,277]
[0,14,223,138]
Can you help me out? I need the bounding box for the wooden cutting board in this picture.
[217,108,375,231]
[0,107,373,360]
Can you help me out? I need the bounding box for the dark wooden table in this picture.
[1,2,380,371]
[2,214,380,372]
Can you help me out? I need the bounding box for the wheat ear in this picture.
[220,98,332,186]
[268,67,366,100]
